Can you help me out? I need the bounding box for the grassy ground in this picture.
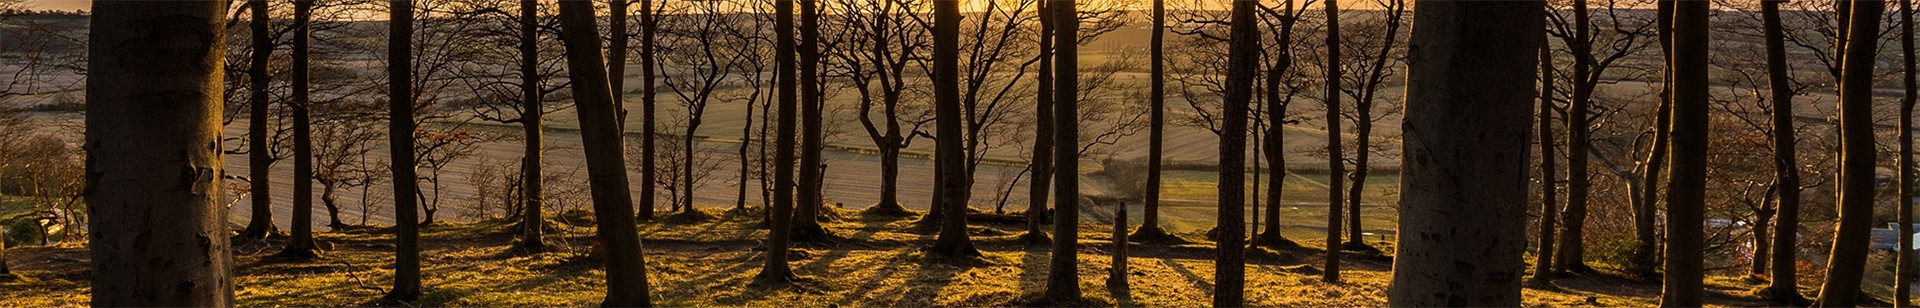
[3,207,1783,307]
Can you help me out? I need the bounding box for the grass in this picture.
[3,206,1784,307]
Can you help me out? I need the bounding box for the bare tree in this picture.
[555,1,654,305]
[384,0,423,301]
[1758,0,1805,303]
[1041,0,1080,301]
[1814,0,1884,306]
[1899,0,1917,303]
[832,0,932,217]
[1385,1,1541,305]
[279,0,321,259]
[1334,0,1406,252]
[86,2,233,305]
[756,0,801,283]
[1320,0,1345,283]
[1213,0,1255,305]
[239,0,281,240]
[929,0,982,258]
[1660,0,1709,305]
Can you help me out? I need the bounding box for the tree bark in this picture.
[1025,0,1056,244]
[1636,0,1675,272]
[1386,2,1541,305]
[1322,0,1345,283]
[1138,0,1170,240]
[756,0,799,283]
[1815,1,1883,306]
[1899,0,1917,304]
[1042,0,1081,301]
[795,0,829,241]
[555,2,654,305]
[929,0,981,258]
[1214,1,1256,305]
[86,2,234,305]
[1554,0,1595,274]
[1256,0,1300,248]
[516,0,547,252]
[282,0,320,259]
[1530,39,1558,285]
[610,0,628,130]
[385,0,423,301]
[240,0,280,240]
[637,0,658,221]
[1659,1,1710,305]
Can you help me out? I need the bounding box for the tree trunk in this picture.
[240,0,280,240]
[795,0,829,241]
[1386,2,1541,306]
[1554,0,1595,274]
[1042,0,1081,300]
[86,3,234,305]
[1322,0,1345,283]
[1214,1,1256,305]
[517,0,547,252]
[1530,39,1558,285]
[1138,0,1170,240]
[929,0,981,258]
[1636,0,1676,272]
[756,0,799,283]
[1814,1,1883,306]
[385,0,423,301]
[1108,204,1128,289]
[637,0,657,221]
[555,2,653,305]
[1257,0,1299,248]
[1899,0,1918,303]
[281,0,320,259]
[610,0,628,130]
[1659,2,1711,305]
[1025,0,1056,244]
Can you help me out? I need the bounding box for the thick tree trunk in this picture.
[86,3,234,305]
[385,0,423,301]
[555,2,654,305]
[1555,0,1595,274]
[517,0,547,252]
[1814,1,1884,306]
[1214,1,1256,305]
[929,0,980,258]
[1138,0,1170,240]
[1025,0,1056,244]
[1386,2,1541,305]
[795,0,829,241]
[1899,0,1917,304]
[1322,0,1345,283]
[756,0,799,283]
[1660,2,1711,305]
[282,0,320,259]
[240,0,280,240]
[1530,40,1558,285]
[1043,0,1082,301]
[637,0,657,221]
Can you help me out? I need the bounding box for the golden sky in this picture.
[25,0,87,11]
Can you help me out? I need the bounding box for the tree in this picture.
[756,0,800,283]
[280,0,321,259]
[86,2,233,306]
[834,0,929,217]
[1814,0,1884,306]
[1321,0,1345,283]
[795,0,831,241]
[385,0,424,301]
[1530,38,1558,286]
[1385,1,1542,305]
[1758,0,1805,303]
[1660,0,1709,305]
[1135,0,1175,242]
[1214,0,1256,305]
[239,0,281,240]
[513,0,549,251]
[1025,0,1058,244]
[928,0,981,259]
[1336,0,1406,252]
[1545,0,1661,274]
[1899,0,1917,303]
[1042,0,1081,301]
[1253,0,1305,248]
[554,1,654,305]
[638,0,659,221]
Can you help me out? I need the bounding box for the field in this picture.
[2,208,1783,307]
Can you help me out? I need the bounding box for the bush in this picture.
[1591,233,1658,279]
